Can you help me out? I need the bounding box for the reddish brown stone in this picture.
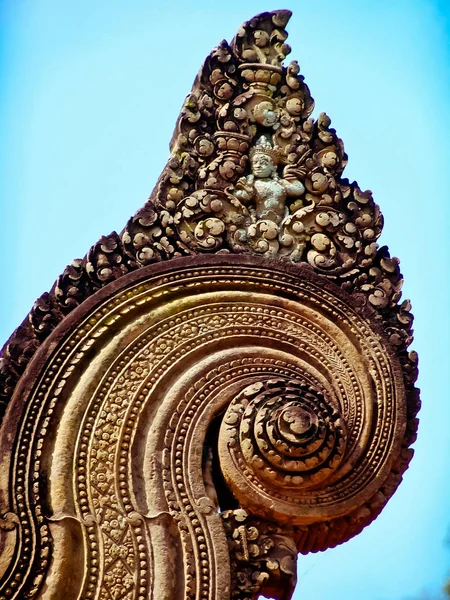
[0,10,418,600]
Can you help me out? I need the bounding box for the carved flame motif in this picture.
[151,10,383,276]
[0,10,419,600]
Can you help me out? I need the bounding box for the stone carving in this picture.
[222,509,297,600]
[219,379,348,512]
[0,10,419,600]
[0,257,413,599]
[166,14,382,270]
[0,10,413,422]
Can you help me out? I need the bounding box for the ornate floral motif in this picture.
[151,9,383,276]
[0,259,414,599]
[222,509,297,600]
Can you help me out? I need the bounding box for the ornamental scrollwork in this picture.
[221,509,297,600]
[0,10,419,600]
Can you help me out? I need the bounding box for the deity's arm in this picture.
[283,179,305,197]
[234,189,252,202]
[234,175,255,204]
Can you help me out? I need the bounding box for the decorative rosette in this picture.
[220,377,347,505]
[236,379,347,490]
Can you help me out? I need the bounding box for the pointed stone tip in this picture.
[271,9,293,27]
[245,9,293,30]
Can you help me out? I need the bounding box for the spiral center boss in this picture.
[220,378,347,513]
[279,405,318,439]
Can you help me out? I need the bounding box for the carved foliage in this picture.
[222,509,297,600]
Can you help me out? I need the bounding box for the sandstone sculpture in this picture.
[0,10,419,600]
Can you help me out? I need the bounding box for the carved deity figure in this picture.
[233,136,305,225]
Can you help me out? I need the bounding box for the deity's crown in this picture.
[249,135,284,165]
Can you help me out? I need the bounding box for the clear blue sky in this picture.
[1,1,449,599]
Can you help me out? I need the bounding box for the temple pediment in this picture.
[0,11,419,600]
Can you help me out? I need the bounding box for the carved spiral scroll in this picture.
[222,379,347,492]
[0,255,406,600]
[214,259,406,529]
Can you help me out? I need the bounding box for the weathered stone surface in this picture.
[0,10,418,600]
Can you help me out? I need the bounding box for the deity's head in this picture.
[249,136,283,178]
